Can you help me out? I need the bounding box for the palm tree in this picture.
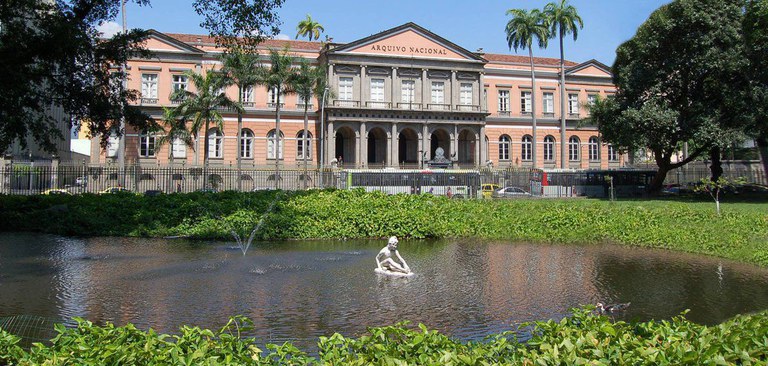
[506,8,549,169]
[221,48,259,191]
[255,48,297,189]
[544,0,583,168]
[171,69,241,188]
[291,59,329,188]
[154,107,194,192]
[296,14,324,41]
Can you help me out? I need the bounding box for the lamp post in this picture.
[117,0,127,188]
[319,86,329,168]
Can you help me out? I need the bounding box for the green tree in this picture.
[193,0,285,48]
[590,0,747,193]
[171,70,241,187]
[295,14,325,41]
[744,0,768,182]
[291,59,329,188]
[543,0,583,168]
[255,49,297,189]
[153,107,193,192]
[221,48,260,191]
[506,8,550,169]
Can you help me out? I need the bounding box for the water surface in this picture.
[1,233,767,348]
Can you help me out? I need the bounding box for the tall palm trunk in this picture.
[529,48,538,169]
[758,134,768,184]
[275,88,281,190]
[303,103,309,189]
[236,86,243,191]
[559,31,567,169]
[203,118,210,188]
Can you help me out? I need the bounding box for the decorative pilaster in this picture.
[390,123,398,167]
[360,121,367,168]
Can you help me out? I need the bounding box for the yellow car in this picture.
[42,189,71,195]
[481,184,500,199]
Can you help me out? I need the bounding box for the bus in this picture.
[343,169,480,198]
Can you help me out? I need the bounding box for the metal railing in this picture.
[366,101,391,109]
[428,103,451,111]
[455,104,480,112]
[397,102,422,110]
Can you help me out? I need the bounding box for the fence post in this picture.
[0,155,10,194]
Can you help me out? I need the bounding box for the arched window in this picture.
[267,129,284,159]
[498,135,511,161]
[521,135,532,161]
[240,129,254,159]
[608,144,619,162]
[568,136,580,161]
[588,136,600,161]
[106,132,119,157]
[139,130,156,157]
[207,128,223,159]
[544,136,555,162]
[297,130,312,159]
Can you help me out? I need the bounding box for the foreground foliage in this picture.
[1,190,767,265]
[1,308,767,365]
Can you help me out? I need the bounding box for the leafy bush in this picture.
[1,190,767,265]
[2,309,767,365]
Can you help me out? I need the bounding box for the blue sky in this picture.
[115,0,670,65]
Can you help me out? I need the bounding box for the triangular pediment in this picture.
[144,30,205,54]
[566,59,612,77]
[331,23,485,62]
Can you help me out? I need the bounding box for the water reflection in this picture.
[1,233,768,349]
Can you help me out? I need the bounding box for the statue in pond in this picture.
[376,236,412,276]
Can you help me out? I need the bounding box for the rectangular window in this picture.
[141,74,158,101]
[370,79,385,102]
[339,77,353,100]
[460,83,472,105]
[241,86,254,104]
[543,92,554,114]
[498,90,509,112]
[107,135,119,158]
[297,94,310,106]
[587,94,598,105]
[172,75,187,93]
[608,145,619,162]
[171,138,186,159]
[521,91,532,114]
[401,80,415,104]
[140,133,155,157]
[431,82,444,104]
[568,94,580,115]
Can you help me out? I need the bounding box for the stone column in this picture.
[450,70,457,110]
[422,69,428,109]
[390,123,398,167]
[480,125,486,166]
[391,67,398,108]
[51,156,59,189]
[479,72,485,111]
[422,123,430,162]
[327,121,335,166]
[474,130,481,167]
[328,63,335,100]
[360,65,366,106]
[453,124,459,161]
[359,121,366,168]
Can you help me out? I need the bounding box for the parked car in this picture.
[493,186,531,198]
[99,187,131,194]
[481,184,500,199]
[42,189,71,195]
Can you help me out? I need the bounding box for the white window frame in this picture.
[521,135,532,161]
[401,80,415,104]
[107,134,119,158]
[267,130,284,160]
[171,137,186,159]
[544,136,555,161]
[240,129,254,159]
[608,144,619,162]
[370,78,385,102]
[139,131,156,158]
[588,137,600,161]
[141,74,158,100]
[431,81,445,104]
[172,75,188,93]
[460,83,473,105]
[568,136,580,161]
[568,94,580,115]
[543,92,554,114]
[297,131,312,159]
[207,129,223,159]
[498,90,509,112]
[521,91,532,114]
[587,94,598,106]
[339,77,353,101]
[241,86,254,104]
[499,135,511,161]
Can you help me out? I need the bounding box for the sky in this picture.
[104,0,671,65]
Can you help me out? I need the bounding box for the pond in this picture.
[1,232,768,349]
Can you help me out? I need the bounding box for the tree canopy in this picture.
[0,0,284,156]
[590,0,748,192]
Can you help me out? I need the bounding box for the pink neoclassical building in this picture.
[95,22,622,170]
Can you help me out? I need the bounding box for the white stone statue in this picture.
[375,236,412,275]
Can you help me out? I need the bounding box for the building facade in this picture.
[100,22,622,170]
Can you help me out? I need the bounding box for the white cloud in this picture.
[274,34,290,41]
[96,21,122,38]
